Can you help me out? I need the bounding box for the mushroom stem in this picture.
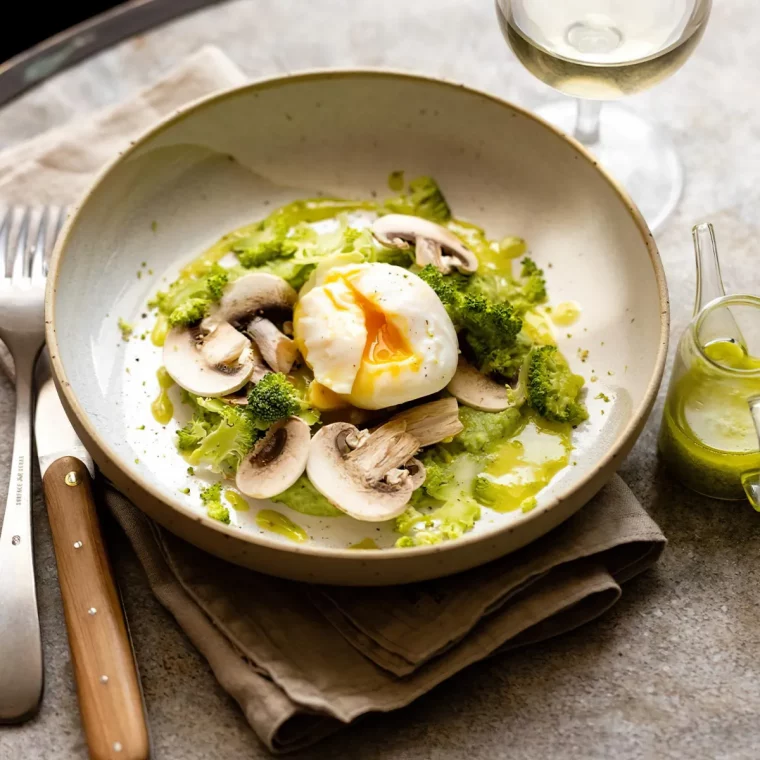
[345,420,420,483]
[199,321,250,366]
[247,317,298,374]
[370,214,478,274]
[383,397,463,446]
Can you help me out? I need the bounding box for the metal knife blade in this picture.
[34,349,93,478]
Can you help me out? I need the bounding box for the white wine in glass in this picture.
[496,0,711,231]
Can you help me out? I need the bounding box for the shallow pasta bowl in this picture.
[47,71,668,585]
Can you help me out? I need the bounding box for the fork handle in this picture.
[0,353,43,723]
[44,457,149,760]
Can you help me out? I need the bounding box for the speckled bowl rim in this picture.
[46,68,670,562]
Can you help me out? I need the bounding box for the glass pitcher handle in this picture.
[743,396,760,510]
[693,223,747,350]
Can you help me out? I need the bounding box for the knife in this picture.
[35,349,150,760]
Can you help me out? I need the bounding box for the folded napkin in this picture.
[0,47,666,753]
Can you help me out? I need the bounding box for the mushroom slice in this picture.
[163,325,254,397]
[385,397,463,445]
[247,316,298,374]
[447,357,511,412]
[307,420,424,522]
[212,272,297,326]
[371,214,478,274]
[236,417,310,499]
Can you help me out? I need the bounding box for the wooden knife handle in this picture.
[43,457,149,760]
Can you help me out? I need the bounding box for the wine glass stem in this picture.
[573,99,602,146]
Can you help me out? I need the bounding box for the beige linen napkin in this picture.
[0,47,666,754]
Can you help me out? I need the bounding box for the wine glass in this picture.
[496,0,712,232]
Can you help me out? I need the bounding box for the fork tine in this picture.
[44,206,67,274]
[0,208,10,278]
[11,208,30,285]
[31,208,48,285]
[23,207,43,278]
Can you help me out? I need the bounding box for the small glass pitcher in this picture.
[659,223,760,502]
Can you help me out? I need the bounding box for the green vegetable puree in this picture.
[256,509,308,543]
[151,366,174,425]
[659,340,760,499]
[224,490,250,512]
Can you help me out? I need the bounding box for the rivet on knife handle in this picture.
[43,456,149,760]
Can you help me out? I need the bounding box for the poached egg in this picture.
[294,263,458,409]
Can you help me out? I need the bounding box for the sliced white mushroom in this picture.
[384,397,464,445]
[163,325,254,397]
[447,357,511,412]
[212,272,297,326]
[371,214,478,274]
[307,420,424,522]
[236,417,310,499]
[247,316,298,374]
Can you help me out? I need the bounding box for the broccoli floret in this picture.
[417,265,525,378]
[384,176,452,223]
[469,331,533,379]
[234,238,297,268]
[460,292,522,344]
[200,482,230,524]
[517,257,547,306]
[247,372,316,429]
[151,264,229,318]
[167,297,209,327]
[526,345,587,425]
[459,294,523,376]
[416,264,465,315]
[200,482,222,504]
[177,395,256,474]
[205,269,229,300]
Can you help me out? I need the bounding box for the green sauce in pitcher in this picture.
[658,223,760,500]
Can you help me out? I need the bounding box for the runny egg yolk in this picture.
[352,286,414,367]
[323,270,416,370]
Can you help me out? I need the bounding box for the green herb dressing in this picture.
[256,510,308,543]
[151,313,169,347]
[659,340,760,499]
[349,538,380,550]
[151,366,174,425]
[481,415,572,512]
[224,490,250,512]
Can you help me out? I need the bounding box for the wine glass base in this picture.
[536,101,683,233]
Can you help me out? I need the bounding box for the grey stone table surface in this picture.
[1,1,759,758]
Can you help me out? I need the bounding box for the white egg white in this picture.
[294,263,459,409]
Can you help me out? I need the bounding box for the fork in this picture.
[0,206,65,722]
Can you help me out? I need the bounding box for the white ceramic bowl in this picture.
[47,71,668,585]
